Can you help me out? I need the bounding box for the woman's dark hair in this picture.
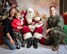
[8,7,17,17]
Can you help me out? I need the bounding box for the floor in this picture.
[0,44,67,54]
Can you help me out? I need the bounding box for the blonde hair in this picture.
[34,10,39,17]
[15,10,21,17]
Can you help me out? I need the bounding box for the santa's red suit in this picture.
[21,8,43,40]
[21,8,43,48]
[33,17,43,39]
[21,8,33,40]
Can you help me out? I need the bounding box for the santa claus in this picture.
[22,8,43,48]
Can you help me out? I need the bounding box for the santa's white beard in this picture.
[26,13,34,24]
[27,13,34,18]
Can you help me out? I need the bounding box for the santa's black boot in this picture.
[27,38,32,48]
[33,38,38,49]
[21,42,25,47]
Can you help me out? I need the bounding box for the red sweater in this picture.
[12,19,23,32]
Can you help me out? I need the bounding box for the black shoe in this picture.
[21,43,25,47]
[33,38,38,49]
[16,44,20,49]
[27,38,32,48]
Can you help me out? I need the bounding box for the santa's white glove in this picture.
[28,25,35,32]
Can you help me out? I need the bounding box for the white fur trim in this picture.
[21,20,23,25]
[27,8,34,12]
[28,25,35,32]
[35,21,43,27]
[23,32,32,39]
[34,32,42,39]
[34,17,40,21]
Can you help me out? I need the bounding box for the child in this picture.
[12,10,24,49]
[29,16,43,32]
[34,17,43,28]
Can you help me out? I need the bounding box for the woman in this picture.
[3,8,17,50]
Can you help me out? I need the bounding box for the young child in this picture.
[28,16,43,32]
[34,16,43,28]
[12,10,24,49]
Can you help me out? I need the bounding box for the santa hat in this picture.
[27,8,34,13]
